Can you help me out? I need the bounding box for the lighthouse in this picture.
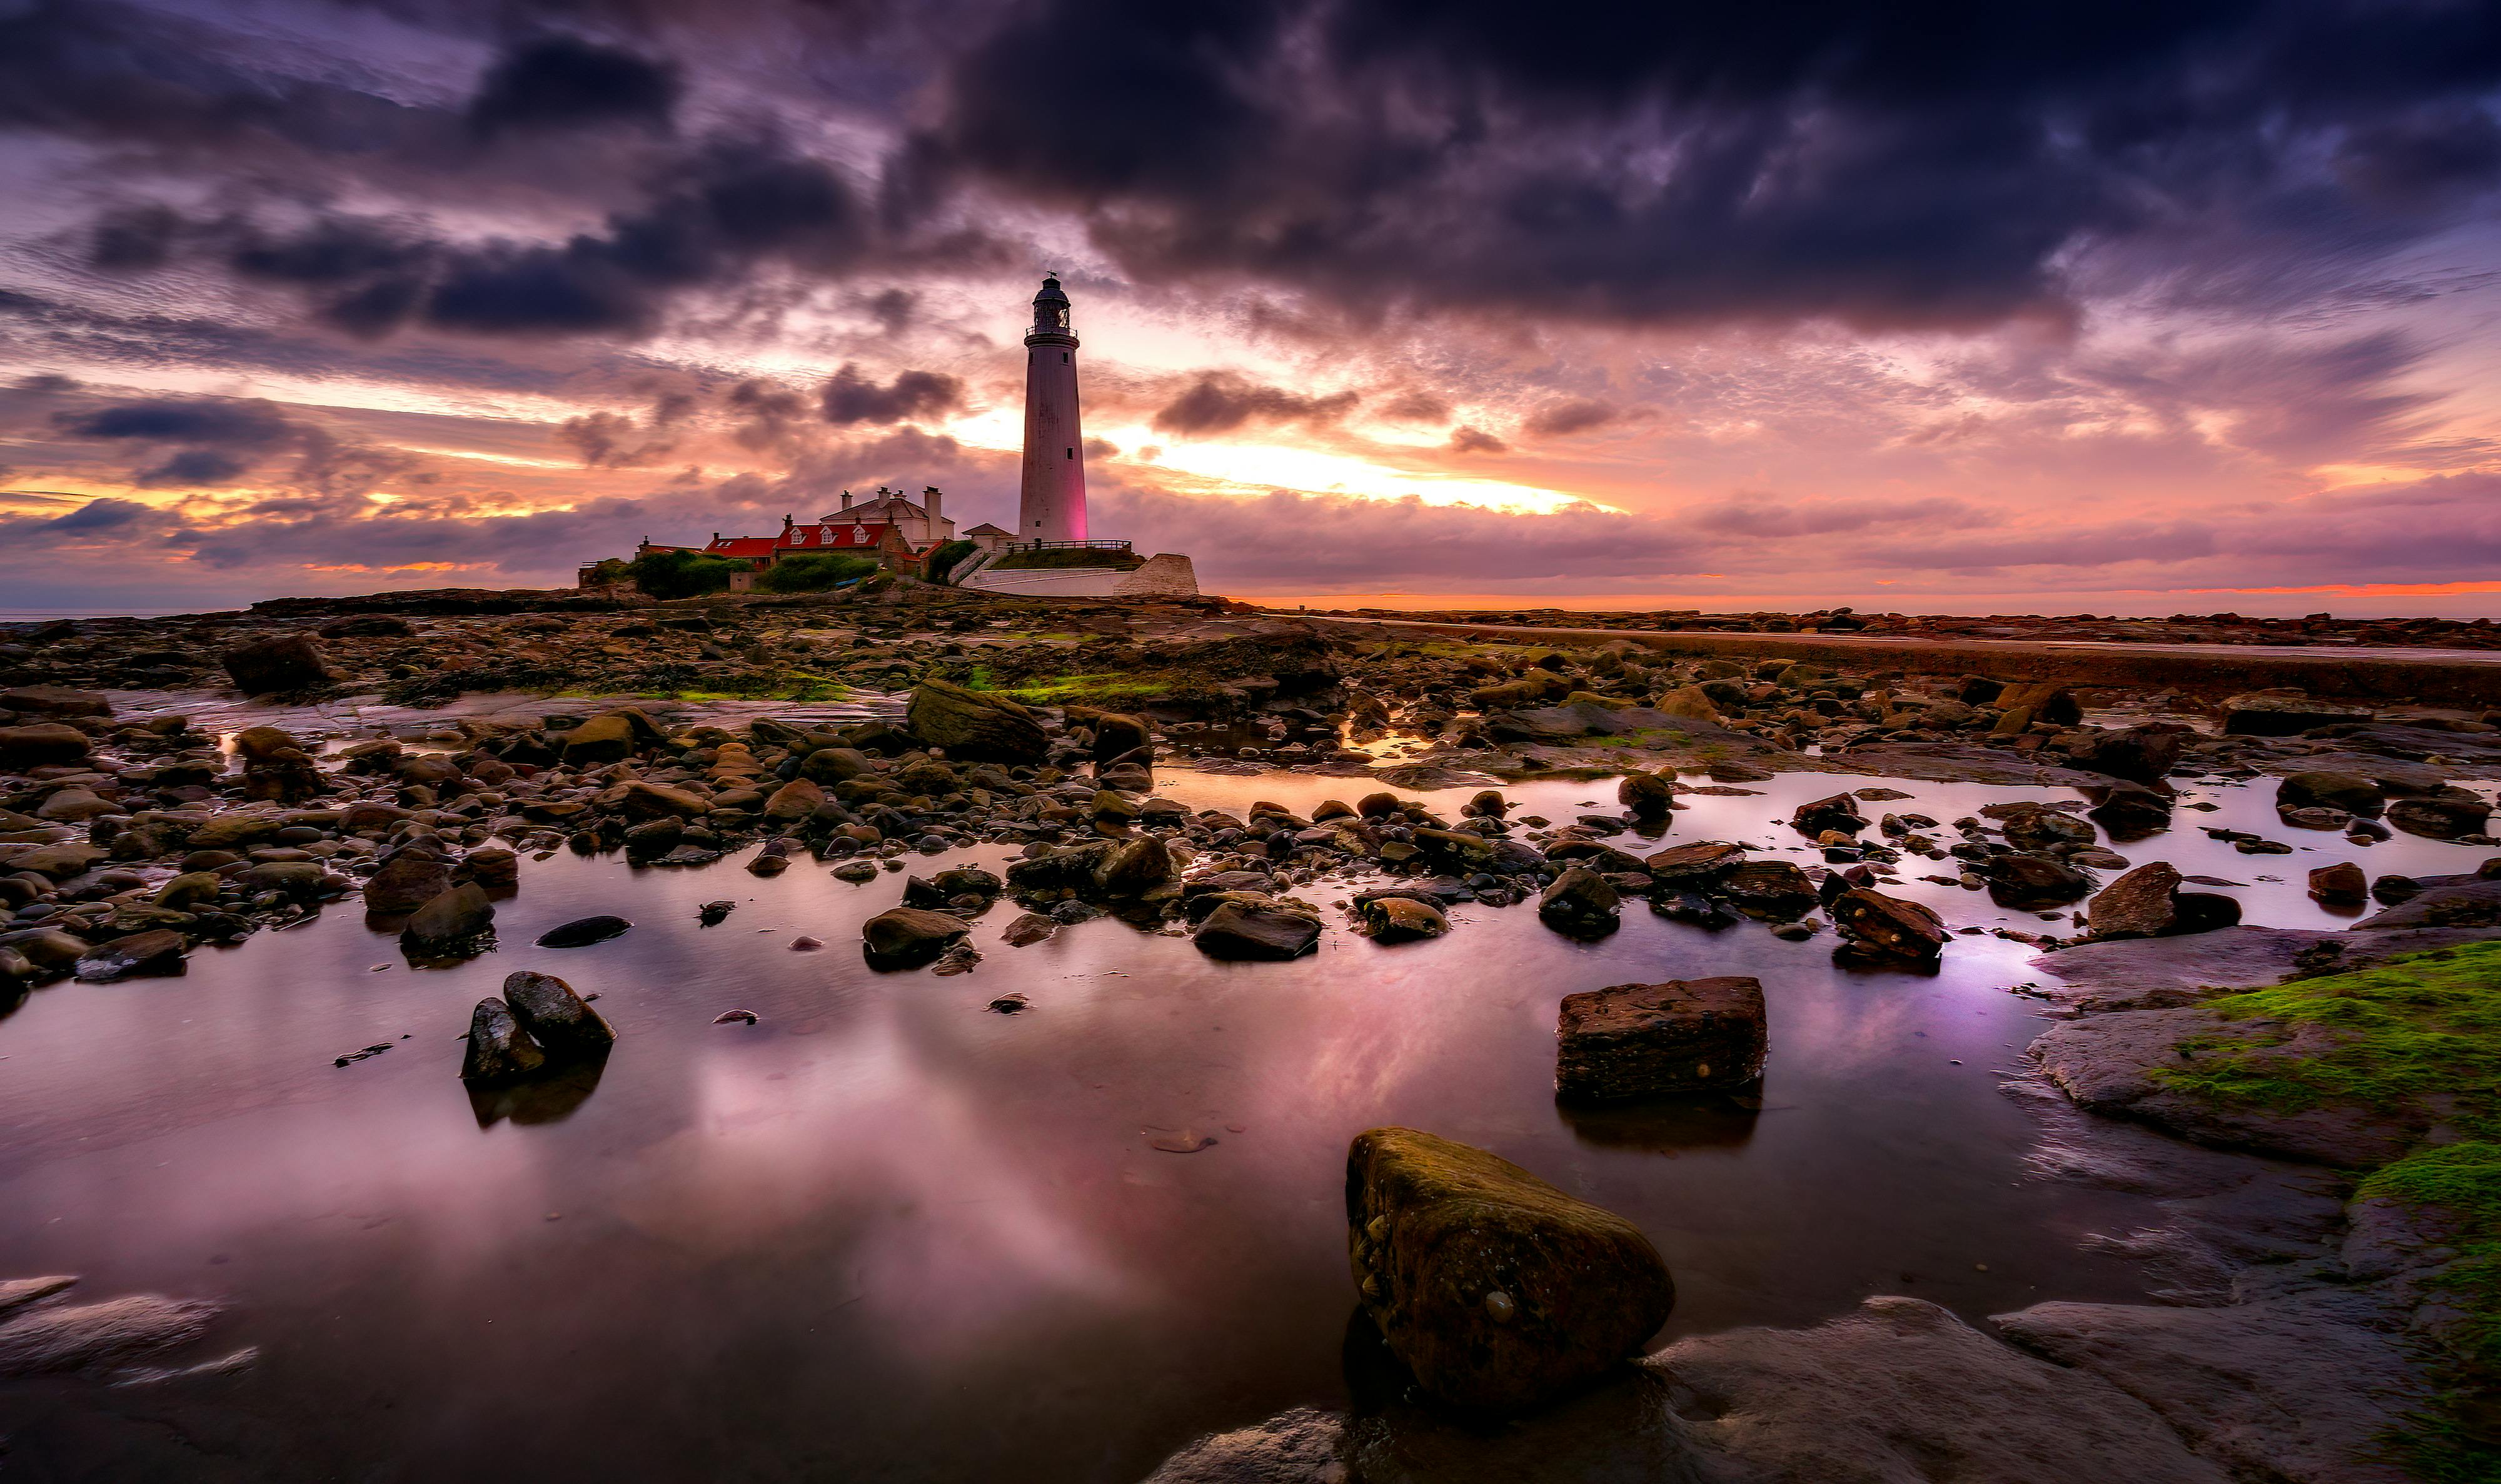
[1017,274,1088,543]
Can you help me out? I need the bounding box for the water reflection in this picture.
[1559,1095,1761,1155]
[466,1052,609,1128]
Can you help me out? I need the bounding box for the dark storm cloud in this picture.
[58,398,295,449]
[1152,373,1357,435]
[1446,425,1505,454]
[44,496,149,532]
[819,364,966,425]
[466,36,682,138]
[907,0,2501,329]
[88,205,183,273]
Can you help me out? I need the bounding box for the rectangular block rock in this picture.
[1555,976,1767,1102]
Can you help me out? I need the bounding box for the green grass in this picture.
[2150,943,2501,1478]
[995,672,1169,703]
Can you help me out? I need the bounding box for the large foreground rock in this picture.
[1827,888,1946,962]
[1996,1288,2427,1484]
[219,632,330,694]
[2086,861,2241,940]
[400,883,495,953]
[1345,1128,1673,1411]
[1556,978,1766,1101]
[1145,1296,2231,1483]
[0,723,92,769]
[905,679,1048,762]
[500,970,615,1056]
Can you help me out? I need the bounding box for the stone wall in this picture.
[960,553,1199,599]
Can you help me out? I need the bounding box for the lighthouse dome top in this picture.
[1034,274,1069,304]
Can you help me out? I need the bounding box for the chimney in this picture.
[840,489,851,511]
[924,486,943,528]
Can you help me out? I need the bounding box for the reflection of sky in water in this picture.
[0,764,2490,1478]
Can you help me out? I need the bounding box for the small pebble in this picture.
[713,1009,759,1025]
[790,936,823,951]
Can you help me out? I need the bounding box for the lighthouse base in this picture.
[955,552,1199,599]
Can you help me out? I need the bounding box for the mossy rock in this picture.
[1345,1128,1674,1411]
[906,679,1048,762]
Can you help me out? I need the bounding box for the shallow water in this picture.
[0,765,2492,1480]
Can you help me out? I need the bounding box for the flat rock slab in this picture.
[1144,1298,2234,1483]
[2029,1009,2421,1166]
[1996,1288,2427,1484]
[2029,924,2501,1008]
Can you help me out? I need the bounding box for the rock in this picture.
[905,679,1047,762]
[1655,684,1723,722]
[219,632,331,694]
[1468,790,1509,817]
[1091,711,1152,765]
[362,853,454,914]
[2085,861,2238,940]
[153,871,223,910]
[458,997,548,1084]
[0,1293,218,1378]
[1617,771,1674,818]
[1093,835,1175,895]
[798,745,877,783]
[0,685,111,718]
[1345,1128,1674,1411]
[1992,801,2095,852]
[1719,860,1817,920]
[1001,911,1058,946]
[2063,724,2185,784]
[1662,1296,2232,1484]
[558,709,662,766]
[1995,1288,2426,1484]
[535,915,632,948]
[0,723,92,770]
[1555,977,1766,1101]
[33,787,118,822]
[1653,892,1737,929]
[1828,888,1947,961]
[1409,827,1496,867]
[1641,840,1744,890]
[763,777,824,821]
[1791,793,1868,837]
[608,781,710,820]
[1537,867,1621,939]
[1993,682,2083,729]
[1361,896,1451,943]
[236,860,330,900]
[500,969,615,1056]
[316,613,414,638]
[2221,692,2369,736]
[8,841,105,879]
[2306,862,2368,907]
[2353,874,2501,930]
[73,928,187,983]
[400,883,495,951]
[2086,783,2173,840]
[1987,853,2091,908]
[460,847,520,890]
[2387,787,2491,840]
[2277,771,2385,818]
[1194,900,1322,960]
[861,906,972,966]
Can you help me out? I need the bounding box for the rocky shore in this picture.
[6,583,2501,1480]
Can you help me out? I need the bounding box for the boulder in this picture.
[1000,911,1058,947]
[557,709,662,766]
[2277,771,2385,818]
[2221,692,2368,736]
[1554,977,1767,1101]
[152,871,223,910]
[0,723,92,770]
[1791,793,1868,837]
[500,970,614,1056]
[608,781,710,820]
[1092,835,1175,895]
[1655,685,1722,721]
[2063,724,2185,784]
[400,883,495,951]
[1992,683,2082,730]
[1536,867,1621,940]
[1828,888,1948,961]
[458,998,548,1084]
[1987,854,2091,909]
[905,679,1047,762]
[219,632,330,694]
[362,853,453,915]
[1361,896,1451,943]
[1194,900,1322,960]
[1409,827,1497,866]
[1993,802,2095,852]
[1091,712,1152,765]
[2388,787,2492,840]
[763,778,824,821]
[1719,860,1817,920]
[861,906,972,966]
[1616,771,1674,818]
[1345,1128,1674,1411]
[2088,861,2185,939]
[2307,862,2368,907]
[797,746,877,783]
[2086,783,2173,841]
[459,848,519,890]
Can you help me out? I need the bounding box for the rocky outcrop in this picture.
[219,631,331,694]
[1555,978,1766,1101]
[905,679,1048,762]
[1345,1128,1674,1411]
[2086,861,2241,940]
[1194,900,1322,960]
[861,906,973,967]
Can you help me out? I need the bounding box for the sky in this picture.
[3,0,2501,618]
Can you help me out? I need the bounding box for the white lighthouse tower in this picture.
[1017,274,1088,543]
